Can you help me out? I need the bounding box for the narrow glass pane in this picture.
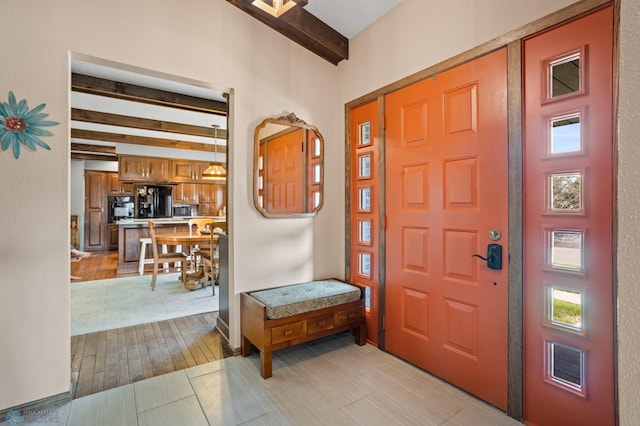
[258,175,263,190]
[550,343,583,389]
[313,164,321,183]
[258,155,264,170]
[359,253,371,277]
[258,195,263,207]
[313,191,320,208]
[551,288,583,329]
[359,187,371,211]
[359,154,371,178]
[551,115,581,154]
[364,286,371,311]
[551,54,580,97]
[359,122,371,146]
[551,231,583,271]
[314,137,321,157]
[359,220,372,244]
[551,173,581,211]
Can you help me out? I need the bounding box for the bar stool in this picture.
[138,238,154,275]
[138,237,184,275]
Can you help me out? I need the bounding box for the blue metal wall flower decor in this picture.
[0,91,59,159]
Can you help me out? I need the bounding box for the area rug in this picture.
[71,273,218,336]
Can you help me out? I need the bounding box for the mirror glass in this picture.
[254,113,324,217]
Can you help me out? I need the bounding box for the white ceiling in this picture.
[304,0,402,39]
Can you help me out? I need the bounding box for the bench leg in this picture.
[241,335,252,357]
[356,325,366,346]
[260,351,272,379]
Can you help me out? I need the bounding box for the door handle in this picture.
[472,244,502,270]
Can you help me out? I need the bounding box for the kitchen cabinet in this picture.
[170,159,210,183]
[107,172,134,195]
[119,155,170,182]
[107,224,119,250]
[84,171,107,251]
[198,183,225,216]
[198,183,218,203]
[174,183,199,204]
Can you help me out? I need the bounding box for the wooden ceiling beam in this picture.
[71,152,118,162]
[71,73,228,115]
[71,129,227,153]
[71,143,116,155]
[226,0,348,65]
[71,108,228,140]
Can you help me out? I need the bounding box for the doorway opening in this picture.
[68,56,231,398]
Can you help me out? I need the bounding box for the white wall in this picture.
[337,0,639,423]
[616,0,640,423]
[0,0,339,410]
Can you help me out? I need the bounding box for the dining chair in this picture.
[202,230,221,295]
[148,221,188,291]
[187,218,215,271]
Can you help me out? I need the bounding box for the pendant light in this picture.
[202,124,226,181]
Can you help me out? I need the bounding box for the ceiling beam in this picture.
[71,129,227,153]
[226,0,348,65]
[71,108,228,140]
[71,143,116,155]
[71,152,118,162]
[71,73,228,115]
[70,144,117,161]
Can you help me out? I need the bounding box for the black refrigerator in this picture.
[136,185,173,218]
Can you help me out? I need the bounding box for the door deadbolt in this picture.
[472,244,503,270]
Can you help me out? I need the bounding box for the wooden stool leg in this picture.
[138,240,147,275]
[241,336,252,357]
[260,351,272,379]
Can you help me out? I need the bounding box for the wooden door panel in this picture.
[523,6,614,425]
[385,48,508,410]
[349,100,380,345]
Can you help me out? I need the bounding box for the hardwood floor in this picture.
[71,250,120,282]
[71,312,233,400]
[70,250,231,400]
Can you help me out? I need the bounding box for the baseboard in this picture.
[0,389,71,423]
[215,318,241,356]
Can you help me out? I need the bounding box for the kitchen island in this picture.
[116,217,226,275]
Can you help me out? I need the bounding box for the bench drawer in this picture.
[307,313,336,335]
[337,307,364,326]
[271,320,306,344]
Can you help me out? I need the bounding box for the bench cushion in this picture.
[249,280,361,319]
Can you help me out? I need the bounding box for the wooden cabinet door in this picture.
[107,173,134,195]
[171,159,209,182]
[174,183,198,204]
[84,171,107,251]
[107,224,119,251]
[119,155,169,182]
[198,203,216,216]
[198,183,218,203]
[145,157,170,181]
[119,155,146,181]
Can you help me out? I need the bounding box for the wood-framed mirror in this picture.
[253,113,324,218]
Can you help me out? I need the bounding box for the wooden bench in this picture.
[241,279,367,378]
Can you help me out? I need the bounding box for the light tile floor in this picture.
[3,333,522,425]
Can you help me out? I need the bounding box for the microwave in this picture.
[173,205,193,217]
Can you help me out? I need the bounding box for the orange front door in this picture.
[266,128,304,214]
[385,48,509,409]
[522,6,615,425]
